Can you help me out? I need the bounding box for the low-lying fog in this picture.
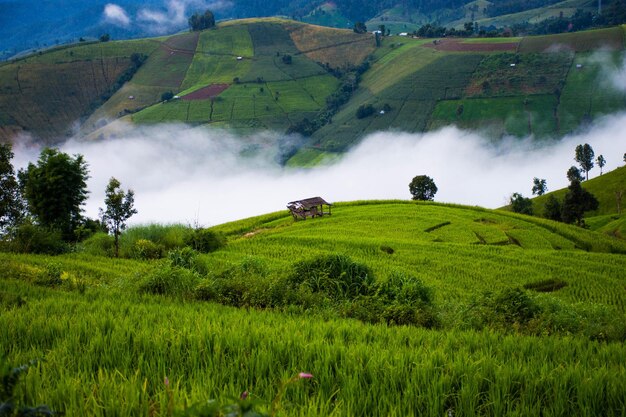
[12,113,626,226]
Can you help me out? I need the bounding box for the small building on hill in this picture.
[287,197,332,220]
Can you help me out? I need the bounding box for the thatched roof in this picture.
[287,197,331,210]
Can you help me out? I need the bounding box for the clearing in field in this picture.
[466,51,572,97]
[182,84,230,100]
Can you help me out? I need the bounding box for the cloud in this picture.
[137,0,232,34]
[103,3,131,27]
[10,114,626,227]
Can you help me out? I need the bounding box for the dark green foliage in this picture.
[409,175,438,201]
[472,288,540,331]
[379,245,394,254]
[99,177,137,258]
[288,254,374,300]
[567,166,584,183]
[99,34,110,42]
[543,195,562,222]
[188,10,215,31]
[161,91,174,102]
[532,177,547,196]
[355,104,375,119]
[0,144,23,235]
[353,22,367,33]
[139,266,200,297]
[10,222,67,255]
[523,278,567,292]
[561,180,599,226]
[1,360,57,417]
[281,54,292,65]
[18,148,89,241]
[346,272,438,327]
[183,228,225,253]
[510,192,533,215]
[575,143,594,181]
[596,154,606,174]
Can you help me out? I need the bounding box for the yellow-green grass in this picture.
[461,37,523,43]
[2,201,626,415]
[518,26,625,53]
[430,95,558,137]
[2,276,625,416]
[181,26,253,90]
[532,165,626,218]
[558,51,626,134]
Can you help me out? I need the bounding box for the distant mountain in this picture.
[1,18,625,167]
[4,0,607,60]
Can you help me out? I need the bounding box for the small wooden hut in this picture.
[287,197,332,220]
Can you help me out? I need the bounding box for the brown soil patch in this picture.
[423,39,519,52]
[182,84,230,100]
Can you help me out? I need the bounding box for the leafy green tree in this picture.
[99,177,137,258]
[409,175,438,201]
[510,192,533,215]
[188,10,215,31]
[0,143,23,234]
[353,22,367,33]
[596,154,605,175]
[161,91,174,101]
[531,177,547,196]
[356,104,375,119]
[18,148,89,240]
[561,180,598,226]
[574,143,594,180]
[99,33,110,42]
[543,194,562,222]
[566,166,583,183]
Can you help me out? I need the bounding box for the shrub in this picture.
[184,228,225,253]
[288,254,375,300]
[523,278,567,292]
[139,266,199,297]
[168,247,207,275]
[356,104,375,119]
[79,232,115,257]
[134,239,164,260]
[376,272,433,305]
[10,222,67,255]
[34,262,62,287]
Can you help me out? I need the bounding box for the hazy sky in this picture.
[12,113,626,227]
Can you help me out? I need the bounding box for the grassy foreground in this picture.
[2,201,626,416]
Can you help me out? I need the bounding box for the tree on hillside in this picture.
[409,175,437,201]
[531,177,547,196]
[99,34,110,42]
[189,10,215,31]
[623,152,626,164]
[543,195,562,222]
[0,143,23,234]
[100,177,137,258]
[18,148,89,241]
[574,143,594,180]
[510,193,533,215]
[353,22,367,33]
[596,154,606,175]
[566,166,584,183]
[561,180,598,226]
[161,91,174,102]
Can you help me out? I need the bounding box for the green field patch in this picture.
[518,27,625,52]
[181,25,253,90]
[132,47,193,89]
[243,54,326,83]
[247,22,300,56]
[266,80,324,112]
[431,95,558,137]
[467,52,572,97]
[558,51,626,134]
[17,39,160,64]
